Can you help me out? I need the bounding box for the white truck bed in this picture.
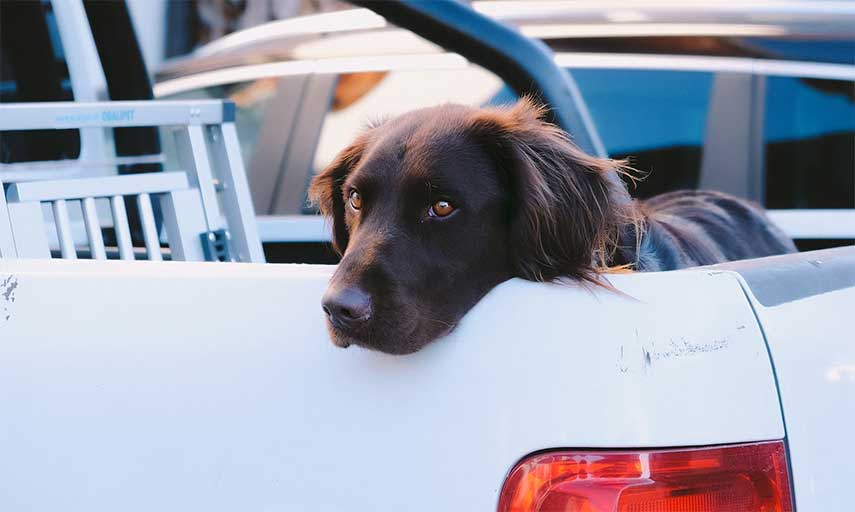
[0,260,788,511]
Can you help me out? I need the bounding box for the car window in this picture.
[573,69,714,198]
[736,38,855,65]
[488,69,715,199]
[248,65,719,210]
[0,0,80,164]
[764,76,855,210]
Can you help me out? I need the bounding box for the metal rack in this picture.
[0,100,264,263]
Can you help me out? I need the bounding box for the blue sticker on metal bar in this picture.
[222,101,236,123]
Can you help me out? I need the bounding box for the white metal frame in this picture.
[0,100,264,262]
[4,173,204,261]
[0,185,15,258]
[254,208,855,246]
[155,51,855,98]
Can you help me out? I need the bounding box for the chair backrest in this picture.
[3,173,207,261]
[0,100,264,262]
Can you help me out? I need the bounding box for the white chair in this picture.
[0,100,264,262]
[4,173,208,261]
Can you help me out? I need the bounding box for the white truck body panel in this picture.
[0,261,783,511]
[743,277,855,511]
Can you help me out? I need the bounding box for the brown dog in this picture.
[309,99,795,354]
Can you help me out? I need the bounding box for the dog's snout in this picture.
[322,286,373,331]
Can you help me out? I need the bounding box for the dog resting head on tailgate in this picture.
[308,99,795,354]
[308,98,633,354]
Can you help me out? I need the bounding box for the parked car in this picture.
[154,1,855,262]
[1,1,853,511]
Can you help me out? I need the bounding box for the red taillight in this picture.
[498,441,793,512]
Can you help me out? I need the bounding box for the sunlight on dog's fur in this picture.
[309,98,796,354]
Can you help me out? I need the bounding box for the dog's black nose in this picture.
[322,286,372,330]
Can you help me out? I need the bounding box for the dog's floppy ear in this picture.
[308,137,367,254]
[468,98,635,282]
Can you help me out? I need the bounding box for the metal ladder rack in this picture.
[0,100,264,263]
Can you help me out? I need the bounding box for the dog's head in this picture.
[309,99,632,354]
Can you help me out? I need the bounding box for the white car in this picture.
[0,1,853,511]
[155,1,855,260]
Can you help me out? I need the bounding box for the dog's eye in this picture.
[429,200,455,218]
[348,189,362,211]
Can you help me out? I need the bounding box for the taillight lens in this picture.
[498,441,793,512]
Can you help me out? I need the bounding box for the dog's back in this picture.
[621,190,797,271]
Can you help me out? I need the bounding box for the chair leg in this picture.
[159,189,208,262]
[6,202,50,259]
[0,183,17,258]
[205,123,265,263]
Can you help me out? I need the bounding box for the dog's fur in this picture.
[309,99,796,354]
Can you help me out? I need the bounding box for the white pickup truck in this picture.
[1,1,853,511]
